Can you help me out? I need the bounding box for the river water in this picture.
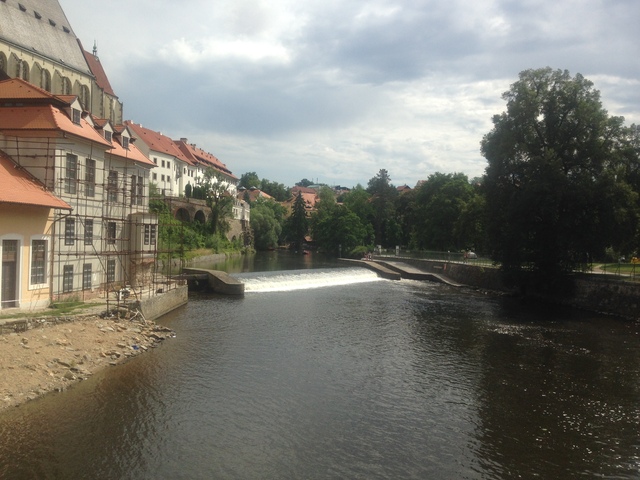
[1,253,640,479]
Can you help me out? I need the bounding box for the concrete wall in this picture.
[136,285,188,321]
[378,256,640,320]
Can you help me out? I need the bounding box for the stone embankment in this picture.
[0,309,175,412]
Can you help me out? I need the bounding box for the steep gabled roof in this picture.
[174,138,237,179]
[108,124,155,167]
[82,49,116,97]
[0,0,91,76]
[0,149,71,210]
[125,121,193,165]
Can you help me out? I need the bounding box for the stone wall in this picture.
[377,256,640,320]
[135,285,188,321]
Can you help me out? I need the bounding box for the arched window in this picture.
[79,84,90,110]
[61,77,71,95]
[16,60,30,81]
[41,69,51,92]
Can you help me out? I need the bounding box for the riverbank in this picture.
[0,309,175,412]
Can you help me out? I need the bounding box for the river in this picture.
[1,252,639,479]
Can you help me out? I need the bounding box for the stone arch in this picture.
[175,208,191,223]
[194,210,207,224]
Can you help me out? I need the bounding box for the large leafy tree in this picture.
[366,169,399,247]
[412,172,476,251]
[311,189,367,256]
[250,198,284,250]
[481,67,639,287]
[239,171,261,189]
[198,168,234,235]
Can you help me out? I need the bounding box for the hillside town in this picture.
[0,0,247,312]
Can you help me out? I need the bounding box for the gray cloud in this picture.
[60,0,640,188]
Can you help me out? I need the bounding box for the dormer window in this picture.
[104,131,112,142]
[19,4,26,12]
[49,19,56,26]
[122,136,129,149]
[34,11,41,19]
[72,108,81,125]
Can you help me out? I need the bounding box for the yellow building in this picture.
[0,149,71,311]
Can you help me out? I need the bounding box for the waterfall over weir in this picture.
[232,267,382,293]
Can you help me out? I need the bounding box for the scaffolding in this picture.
[0,134,185,311]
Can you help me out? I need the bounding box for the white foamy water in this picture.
[234,267,381,292]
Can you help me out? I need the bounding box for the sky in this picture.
[60,0,640,189]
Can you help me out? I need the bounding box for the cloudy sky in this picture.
[60,0,640,188]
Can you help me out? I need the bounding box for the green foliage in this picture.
[260,178,290,201]
[251,198,284,250]
[284,191,308,250]
[311,203,368,256]
[239,171,261,189]
[411,172,476,251]
[296,178,313,187]
[366,169,399,246]
[481,67,640,288]
[198,168,234,234]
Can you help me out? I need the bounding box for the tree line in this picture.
[244,68,640,290]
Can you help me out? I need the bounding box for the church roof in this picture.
[0,0,91,76]
[83,49,116,97]
[0,149,71,210]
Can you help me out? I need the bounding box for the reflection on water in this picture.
[1,254,640,479]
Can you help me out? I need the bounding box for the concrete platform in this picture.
[373,260,463,287]
[338,259,402,280]
[182,268,245,295]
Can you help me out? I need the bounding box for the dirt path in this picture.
[0,310,173,412]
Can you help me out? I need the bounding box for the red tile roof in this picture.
[125,121,193,165]
[0,105,112,146]
[174,139,237,179]
[82,50,117,97]
[0,149,71,210]
[106,136,155,167]
[0,78,59,102]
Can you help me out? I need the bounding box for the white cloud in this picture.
[59,0,640,188]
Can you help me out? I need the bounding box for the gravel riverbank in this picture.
[0,309,174,412]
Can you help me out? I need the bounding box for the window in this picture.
[63,265,73,293]
[167,161,171,169]
[72,108,81,125]
[64,217,75,245]
[65,154,77,194]
[122,136,129,149]
[168,176,171,183]
[137,176,144,206]
[106,259,116,284]
[161,174,165,181]
[104,130,112,142]
[161,160,165,168]
[107,222,116,245]
[130,174,136,205]
[144,224,158,246]
[82,264,92,290]
[107,170,118,202]
[152,173,157,180]
[85,158,95,197]
[30,239,47,285]
[153,158,157,164]
[84,219,93,245]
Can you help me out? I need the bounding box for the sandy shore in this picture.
[0,308,173,412]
